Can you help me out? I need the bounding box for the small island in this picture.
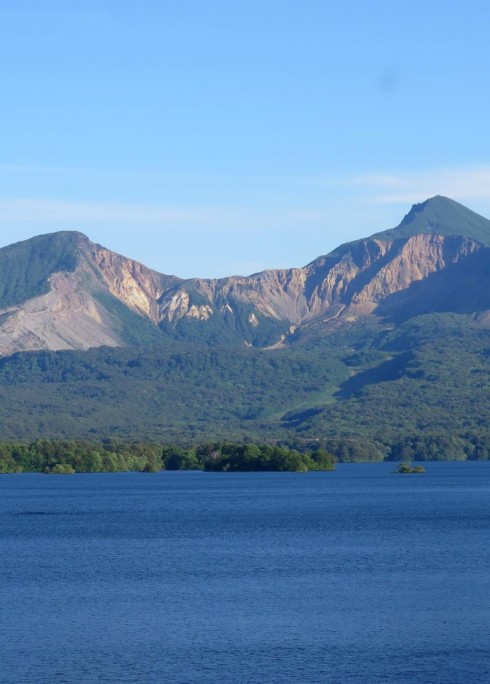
[43,463,76,474]
[394,462,426,474]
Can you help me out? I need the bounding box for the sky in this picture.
[1,0,490,278]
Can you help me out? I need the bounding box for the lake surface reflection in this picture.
[1,463,490,683]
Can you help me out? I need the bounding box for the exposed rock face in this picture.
[0,195,489,356]
[159,291,214,322]
[0,271,123,356]
[174,233,485,329]
[0,233,181,355]
[80,239,180,323]
[345,234,480,314]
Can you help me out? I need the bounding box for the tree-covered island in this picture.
[0,439,336,474]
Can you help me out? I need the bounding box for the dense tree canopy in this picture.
[0,440,336,474]
[0,313,488,459]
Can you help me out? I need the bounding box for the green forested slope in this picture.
[292,314,490,459]
[0,312,489,460]
[0,341,347,442]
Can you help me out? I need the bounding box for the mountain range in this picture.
[1,195,490,458]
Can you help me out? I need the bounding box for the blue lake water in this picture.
[1,462,490,683]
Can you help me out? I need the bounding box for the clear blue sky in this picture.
[1,0,490,277]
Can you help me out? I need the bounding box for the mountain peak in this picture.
[0,230,92,310]
[372,195,490,245]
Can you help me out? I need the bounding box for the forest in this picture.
[0,313,489,461]
[0,439,336,474]
[1,432,488,474]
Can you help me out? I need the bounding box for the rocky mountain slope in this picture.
[1,195,490,451]
[1,195,490,357]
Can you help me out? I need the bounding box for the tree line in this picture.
[1,431,489,475]
[0,439,336,474]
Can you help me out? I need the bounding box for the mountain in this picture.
[372,195,490,244]
[1,195,490,357]
[0,195,490,458]
[0,231,180,356]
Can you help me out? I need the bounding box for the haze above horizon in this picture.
[1,1,490,278]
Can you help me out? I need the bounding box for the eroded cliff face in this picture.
[0,229,486,356]
[346,234,481,314]
[159,290,214,322]
[165,234,484,331]
[80,240,180,323]
[184,268,310,323]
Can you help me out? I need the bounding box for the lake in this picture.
[1,463,490,683]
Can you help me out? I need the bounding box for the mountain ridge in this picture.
[0,195,489,357]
